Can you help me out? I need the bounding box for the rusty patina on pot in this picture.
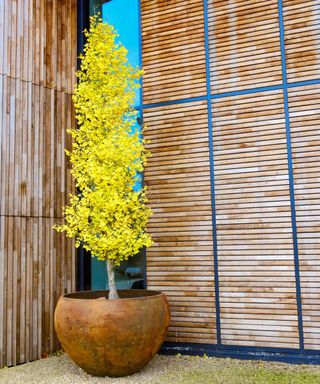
[54,290,170,377]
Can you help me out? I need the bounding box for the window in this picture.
[90,0,145,290]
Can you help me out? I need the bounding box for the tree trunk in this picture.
[106,259,119,300]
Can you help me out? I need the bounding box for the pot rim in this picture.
[60,289,165,302]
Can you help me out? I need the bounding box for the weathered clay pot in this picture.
[54,290,170,377]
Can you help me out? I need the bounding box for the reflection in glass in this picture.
[90,0,144,291]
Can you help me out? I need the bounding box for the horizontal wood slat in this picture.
[283,0,320,83]
[141,0,320,352]
[212,91,300,348]
[144,101,217,344]
[141,0,207,104]
[289,84,320,350]
[208,0,282,93]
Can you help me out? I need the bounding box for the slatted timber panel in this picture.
[141,0,207,104]
[0,76,74,218]
[289,84,320,350]
[144,101,217,344]
[139,0,320,354]
[211,90,300,348]
[283,0,320,83]
[208,0,283,93]
[0,0,76,368]
[0,0,77,93]
[0,217,75,368]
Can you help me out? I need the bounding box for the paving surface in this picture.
[1,353,320,384]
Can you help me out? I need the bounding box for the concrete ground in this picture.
[1,353,320,384]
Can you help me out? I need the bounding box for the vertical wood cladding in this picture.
[0,0,76,367]
[289,85,320,350]
[0,77,74,218]
[0,0,77,92]
[144,101,217,344]
[141,0,207,103]
[0,217,75,367]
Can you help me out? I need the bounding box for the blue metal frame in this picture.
[203,0,221,346]
[160,342,320,365]
[277,0,304,351]
[143,79,320,110]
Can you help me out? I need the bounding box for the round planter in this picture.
[54,290,170,377]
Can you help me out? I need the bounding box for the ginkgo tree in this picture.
[55,16,152,300]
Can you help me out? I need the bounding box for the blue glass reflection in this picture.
[91,0,143,290]
[103,0,142,190]
[102,0,140,107]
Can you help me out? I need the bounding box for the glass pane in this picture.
[91,0,144,291]
[102,0,141,107]
[89,0,103,16]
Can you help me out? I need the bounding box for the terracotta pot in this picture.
[54,290,170,377]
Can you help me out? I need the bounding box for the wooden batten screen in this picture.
[0,0,77,367]
[142,0,320,353]
[144,101,217,344]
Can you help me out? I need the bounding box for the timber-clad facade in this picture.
[1,0,320,368]
[0,0,77,367]
[143,0,320,356]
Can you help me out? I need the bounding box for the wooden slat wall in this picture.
[211,91,299,348]
[0,217,74,367]
[142,0,217,345]
[142,0,320,353]
[141,0,207,104]
[208,0,283,92]
[0,0,77,93]
[289,84,320,350]
[284,0,320,351]
[0,0,76,368]
[283,0,320,82]
[144,101,217,344]
[0,77,74,218]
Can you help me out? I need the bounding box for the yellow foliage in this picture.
[54,16,152,265]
